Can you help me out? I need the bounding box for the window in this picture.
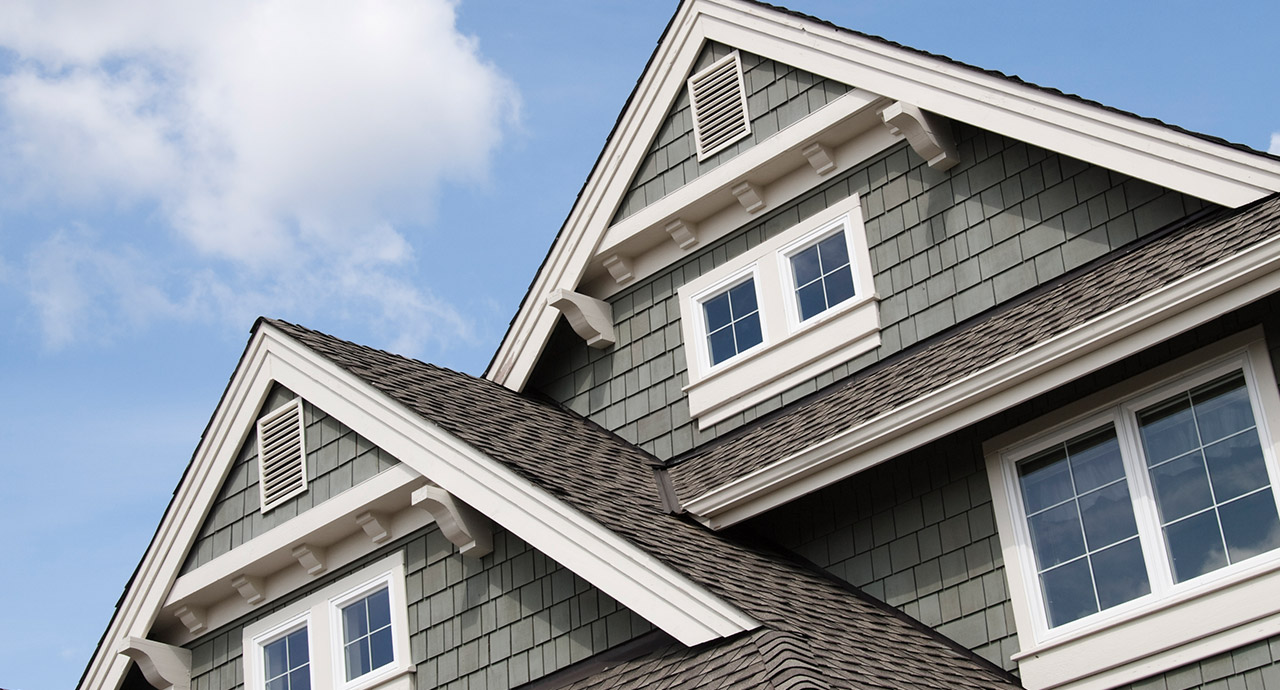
[244,554,412,690]
[700,274,763,366]
[783,222,856,324]
[677,193,877,428]
[262,622,311,690]
[986,332,1280,688]
[337,586,394,682]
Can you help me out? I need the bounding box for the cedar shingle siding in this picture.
[531,122,1209,461]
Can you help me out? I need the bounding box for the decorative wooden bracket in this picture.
[172,605,206,635]
[548,289,615,349]
[356,511,390,544]
[291,544,326,575]
[231,574,265,605]
[730,181,766,213]
[602,254,635,286]
[880,101,959,171]
[412,483,493,558]
[665,218,700,250]
[801,142,837,175]
[119,637,192,690]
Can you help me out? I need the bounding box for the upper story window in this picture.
[263,625,310,690]
[244,553,411,690]
[700,273,763,367]
[985,331,1280,688]
[677,193,878,428]
[785,226,855,323]
[338,587,395,681]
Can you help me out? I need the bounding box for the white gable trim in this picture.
[81,323,756,690]
[487,0,1280,392]
[684,224,1280,529]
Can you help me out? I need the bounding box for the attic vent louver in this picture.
[689,51,751,160]
[257,397,307,512]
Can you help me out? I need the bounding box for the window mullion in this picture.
[1117,402,1174,595]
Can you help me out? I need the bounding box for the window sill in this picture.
[685,295,879,428]
[1013,561,1280,689]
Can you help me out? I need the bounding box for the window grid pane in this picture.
[704,279,762,365]
[1137,372,1280,583]
[341,588,394,681]
[1018,425,1149,627]
[264,628,309,690]
[791,231,854,322]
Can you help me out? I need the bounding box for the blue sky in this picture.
[1,2,1277,688]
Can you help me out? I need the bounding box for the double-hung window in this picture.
[245,554,412,690]
[987,332,1280,688]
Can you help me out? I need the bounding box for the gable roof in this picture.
[268,318,1021,689]
[671,192,1280,526]
[486,0,1280,393]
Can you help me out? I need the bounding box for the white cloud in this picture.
[0,0,518,352]
[1270,132,1280,156]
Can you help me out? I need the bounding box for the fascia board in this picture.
[487,3,707,390]
[84,323,756,690]
[697,1,1280,205]
[255,326,758,645]
[81,331,278,690]
[488,0,1280,394]
[685,230,1280,529]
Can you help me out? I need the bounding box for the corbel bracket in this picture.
[291,544,326,575]
[172,605,206,636]
[730,181,766,214]
[602,254,635,286]
[412,483,493,558]
[801,142,837,176]
[665,218,700,250]
[548,288,615,349]
[231,574,266,605]
[119,637,192,690]
[356,511,390,544]
[880,101,959,171]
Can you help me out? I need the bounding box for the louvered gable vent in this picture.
[257,397,307,512]
[689,51,751,160]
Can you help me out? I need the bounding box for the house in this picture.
[79,1,1280,689]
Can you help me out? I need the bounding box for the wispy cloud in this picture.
[1270,133,1280,156]
[0,0,518,354]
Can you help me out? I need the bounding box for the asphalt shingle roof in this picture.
[265,317,1021,690]
[668,194,1280,501]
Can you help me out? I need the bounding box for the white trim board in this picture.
[486,0,1280,393]
[683,228,1280,529]
[81,321,756,690]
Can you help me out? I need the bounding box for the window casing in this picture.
[244,554,412,690]
[678,193,878,428]
[986,331,1280,688]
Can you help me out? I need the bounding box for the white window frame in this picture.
[776,216,864,332]
[690,265,766,373]
[677,192,878,428]
[244,553,413,690]
[249,612,312,690]
[985,329,1280,689]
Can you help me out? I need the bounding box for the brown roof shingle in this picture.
[265,317,1021,690]
[668,194,1280,502]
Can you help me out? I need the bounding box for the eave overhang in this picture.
[487,0,1280,393]
[80,321,757,690]
[683,206,1280,528]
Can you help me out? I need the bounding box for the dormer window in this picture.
[701,273,764,367]
[784,222,857,324]
[678,193,879,427]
